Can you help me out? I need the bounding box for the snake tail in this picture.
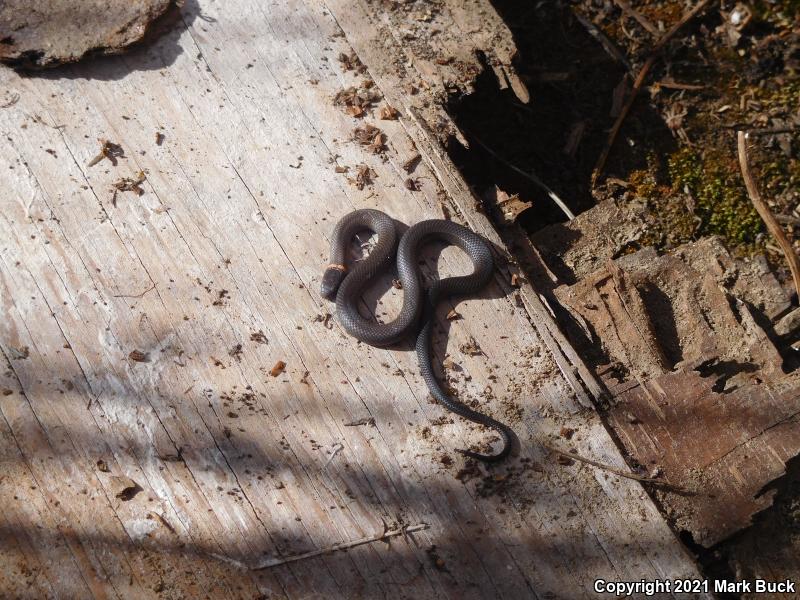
[416,289,513,463]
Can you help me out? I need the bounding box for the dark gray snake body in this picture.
[321,209,513,462]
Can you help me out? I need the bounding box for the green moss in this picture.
[667,147,764,249]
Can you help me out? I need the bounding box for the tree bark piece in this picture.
[0,0,174,69]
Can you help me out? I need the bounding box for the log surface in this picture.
[0,0,705,597]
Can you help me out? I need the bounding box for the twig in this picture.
[745,126,799,137]
[592,0,715,186]
[653,80,706,91]
[612,0,659,36]
[543,443,690,491]
[112,283,156,299]
[212,523,429,570]
[465,130,576,220]
[737,131,800,299]
[572,11,633,73]
[322,442,344,470]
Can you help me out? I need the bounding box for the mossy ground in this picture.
[586,0,799,264]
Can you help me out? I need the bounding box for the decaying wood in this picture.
[0,0,177,69]
[737,130,800,300]
[0,0,707,597]
[546,227,800,546]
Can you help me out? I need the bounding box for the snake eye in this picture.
[320,267,346,300]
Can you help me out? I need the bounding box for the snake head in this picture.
[320,265,347,301]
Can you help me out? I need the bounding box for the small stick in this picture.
[466,131,576,220]
[543,443,688,490]
[592,0,715,186]
[737,131,800,299]
[612,0,659,36]
[745,126,798,137]
[653,80,706,91]
[213,523,429,570]
[322,442,344,470]
[572,11,633,73]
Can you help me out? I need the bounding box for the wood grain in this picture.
[0,0,705,597]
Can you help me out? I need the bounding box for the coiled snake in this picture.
[321,209,514,462]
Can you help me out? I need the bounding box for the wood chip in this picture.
[270,360,286,377]
[128,349,150,362]
[378,105,399,120]
[109,475,142,501]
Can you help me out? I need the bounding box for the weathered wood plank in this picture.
[0,0,706,597]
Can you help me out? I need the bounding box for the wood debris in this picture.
[270,360,286,377]
[333,84,382,118]
[402,153,421,173]
[0,0,175,69]
[250,330,268,344]
[111,171,146,205]
[337,50,366,73]
[87,139,125,167]
[459,337,482,356]
[128,349,150,362]
[109,475,142,501]
[353,124,386,154]
[344,417,375,427]
[347,163,376,190]
[378,105,399,120]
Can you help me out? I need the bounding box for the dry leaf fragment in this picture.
[270,360,287,377]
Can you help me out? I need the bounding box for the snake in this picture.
[321,208,514,462]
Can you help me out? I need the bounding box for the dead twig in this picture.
[592,0,715,186]
[543,443,692,492]
[745,126,798,137]
[212,523,429,570]
[612,0,659,36]
[572,11,632,73]
[737,131,800,299]
[653,80,706,91]
[465,130,576,220]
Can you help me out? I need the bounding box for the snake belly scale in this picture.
[321,208,514,462]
